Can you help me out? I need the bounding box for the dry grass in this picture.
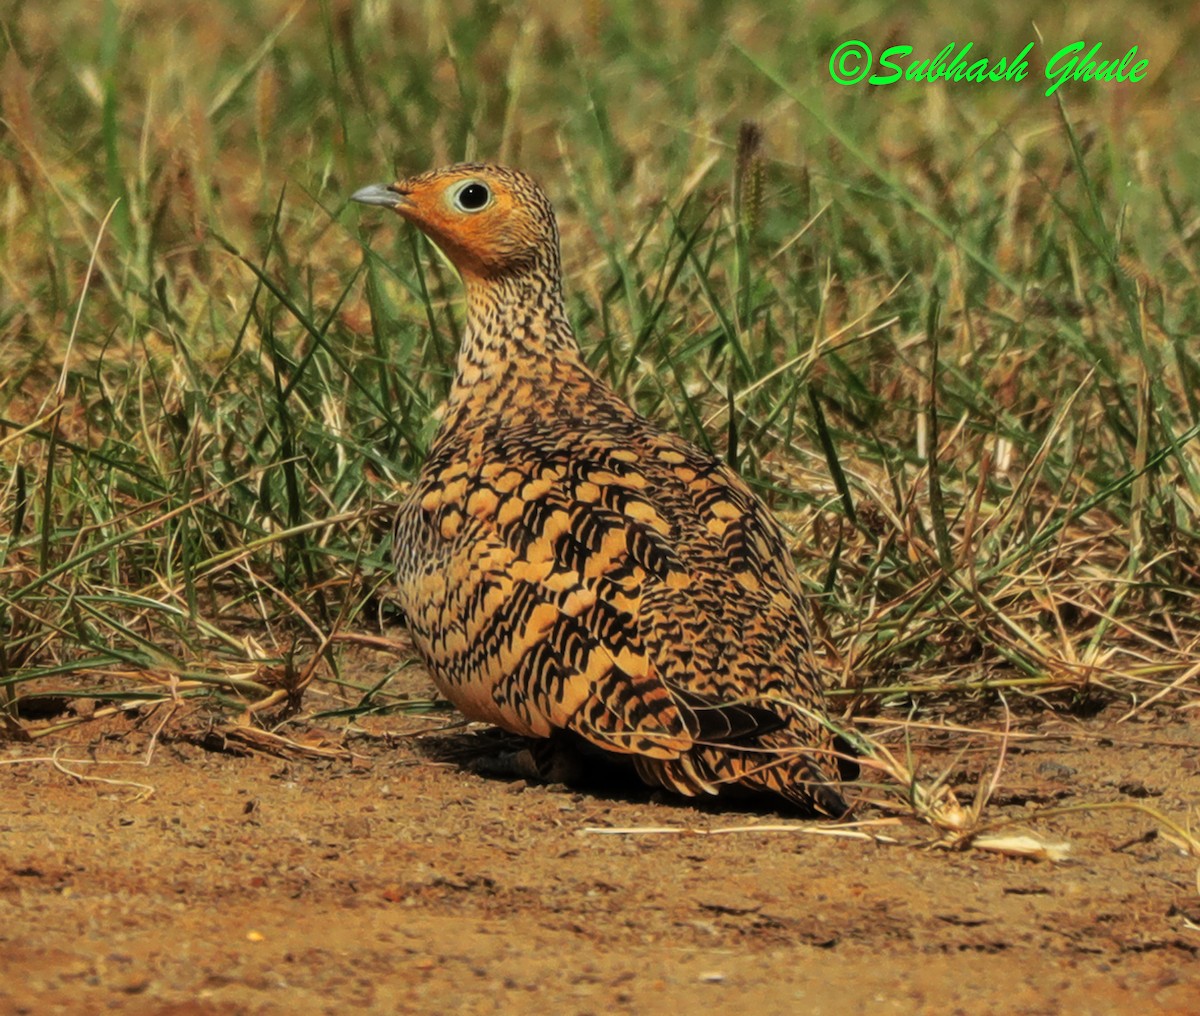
[1,2,1198,836]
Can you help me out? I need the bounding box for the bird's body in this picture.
[354,164,850,814]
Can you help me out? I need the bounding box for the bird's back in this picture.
[395,362,847,813]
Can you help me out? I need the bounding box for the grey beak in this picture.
[351,183,405,208]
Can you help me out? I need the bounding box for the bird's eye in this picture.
[453,181,491,212]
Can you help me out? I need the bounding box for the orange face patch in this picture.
[389,169,533,280]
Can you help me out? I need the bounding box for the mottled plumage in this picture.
[353,164,850,814]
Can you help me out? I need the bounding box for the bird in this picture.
[352,163,852,815]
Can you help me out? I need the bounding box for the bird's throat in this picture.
[447,272,586,404]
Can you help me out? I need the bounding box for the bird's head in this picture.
[352,163,560,284]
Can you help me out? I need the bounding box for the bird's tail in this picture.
[632,725,856,817]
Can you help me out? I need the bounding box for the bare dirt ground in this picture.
[4,660,1200,1015]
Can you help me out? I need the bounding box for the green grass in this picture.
[1,1,1198,745]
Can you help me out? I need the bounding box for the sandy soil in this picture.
[3,661,1200,1015]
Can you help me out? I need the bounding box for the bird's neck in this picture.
[448,271,586,402]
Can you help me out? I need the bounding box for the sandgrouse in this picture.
[353,163,850,815]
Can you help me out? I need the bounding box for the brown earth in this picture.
[3,660,1200,1015]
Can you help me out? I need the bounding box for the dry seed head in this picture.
[735,120,765,237]
[584,0,603,52]
[747,153,765,237]
[1116,251,1158,295]
[736,119,763,175]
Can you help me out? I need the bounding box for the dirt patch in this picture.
[3,670,1199,1015]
